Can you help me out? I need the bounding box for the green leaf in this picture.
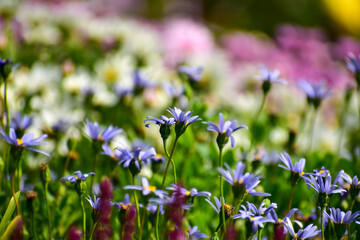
[0,215,22,240]
[0,191,20,236]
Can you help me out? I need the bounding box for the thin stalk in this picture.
[320,207,325,240]
[89,221,98,240]
[4,79,9,133]
[163,139,176,184]
[44,182,52,240]
[309,107,318,153]
[51,149,74,219]
[257,228,262,240]
[11,174,20,215]
[219,147,226,236]
[139,207,147,240]
[287,184,295,212]
[358,89,360,129]
[90,150,99,194]
[132,176,141,229]
[348,199,355,237]
[31,209,37,240]
[249,92,267,157]
[156,136,179,240]
[336,95,350,162]
[80,195,86,240]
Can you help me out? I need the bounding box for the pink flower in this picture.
[222,33,274,64]
[162,19,214,67]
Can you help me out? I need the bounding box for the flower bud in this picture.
[40,163,51,186]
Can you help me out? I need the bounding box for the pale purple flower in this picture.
[178,66,204,82]
[204,113,247,148]
[0,128,49,156]
[85,120,122,143]
[188,225,209,240]
[124,177,167,199]
[283,218,320,239]
[218,162,270,197]
[61,171,95,183]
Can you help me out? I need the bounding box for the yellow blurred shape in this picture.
[323,0,360,36]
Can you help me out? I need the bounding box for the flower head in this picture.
[233,201,276,235]
[113,194,131,212]
[346,53,360,74]
[205,196,233,223]
[341,171,360,200]
[61,170,95,183]
[283,218,320,239]
[10,112,33,133]
[305,171,346,195]
[218,161,270,200]
[86,195,101,221]
[298,80,331,108]
[0,58,12,80]
[124,177,167,199]
[167,107,201,137]
[188,225,209,240]
[278,152,306,186]
[204,113,248,148]
[117,147,156,176]
[167,184,211,202]
[61,170,95,195]
[0,128,49,157]
[178,66,204,82]
[325,207,360,239]
[305,171,346,208]
[255,66,286,94]
[144,115,175,140]
[102,144,122,161]
[268,208,298,225]
[85,120,122,143]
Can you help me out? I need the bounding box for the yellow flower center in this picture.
[97,133,104,141]
[300,171,304,176]
[16,138,23,146]
[278,218,282,223]
[224,204,233,216]
[185,120,189,126]
[233,179,244,185]
[103,67,117,83]
[185,191,191,196]
[319,170,325,174]
[145,185,156,192]
[222,130,226,134]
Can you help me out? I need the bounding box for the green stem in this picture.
[4,79,9,133]
[320,207,325,240]
[287,184,295,212]
[336,95,350,163]
[219,147,226,236]
[89,221,98,240]
[31,209,37,240]
[132,176,141,230]
[11,174,20,215]
[139,206,147,240]
[44,183,52,240]
[257,228,262,240]
[156,136,179,240]
[90,150,99,194]
[249,92,267,157]
[80,195,86,240]
[358,88,360,129]
[163,139,176,184]
[309,107,318,153]
[51,142,77,220]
